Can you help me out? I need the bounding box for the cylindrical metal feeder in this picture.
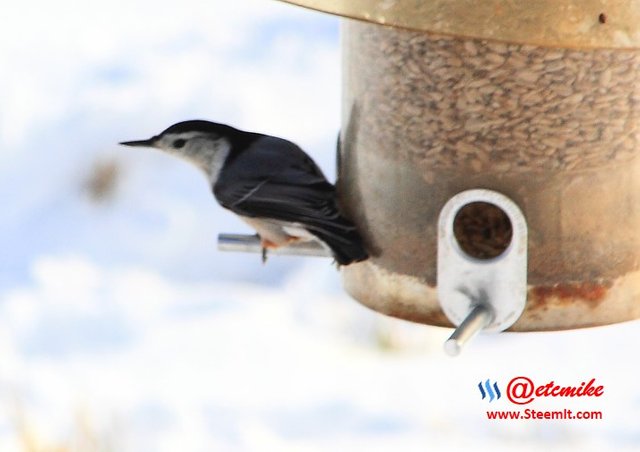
[279,1,640,331]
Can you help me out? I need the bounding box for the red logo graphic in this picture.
[506,377,604,405]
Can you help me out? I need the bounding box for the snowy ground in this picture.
[1,1,639,451]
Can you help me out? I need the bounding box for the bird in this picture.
[120,120,369,265]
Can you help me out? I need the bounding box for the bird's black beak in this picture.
[119,137,157,147]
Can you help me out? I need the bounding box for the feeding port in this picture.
[438,189,527,355]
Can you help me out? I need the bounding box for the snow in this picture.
[1,0,639,451]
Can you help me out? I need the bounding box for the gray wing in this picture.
[214,135,369,265]
[213,136,343,231]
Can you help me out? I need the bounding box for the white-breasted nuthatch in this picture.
[120,120,369,265]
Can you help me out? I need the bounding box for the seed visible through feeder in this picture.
[453,202,513,260]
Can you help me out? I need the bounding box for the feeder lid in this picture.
[278,0,640,48]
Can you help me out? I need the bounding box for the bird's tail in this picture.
[308,217,369,266]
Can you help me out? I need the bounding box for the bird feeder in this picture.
[257,1,640,348]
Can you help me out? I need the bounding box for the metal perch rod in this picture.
[217,233,332,257]
[444,304,493,356]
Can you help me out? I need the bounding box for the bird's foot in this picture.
[259,236,302,264]
[260,238,279,265]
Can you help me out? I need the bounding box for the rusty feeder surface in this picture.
[273,0,640,334]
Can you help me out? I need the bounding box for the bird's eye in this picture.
[173,139,186,149]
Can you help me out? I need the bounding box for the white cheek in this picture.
[207,141,231,184]
[155,136,231,184]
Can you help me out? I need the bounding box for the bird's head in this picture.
[120,120,236,171]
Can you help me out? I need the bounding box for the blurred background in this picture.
[0,0,638,450]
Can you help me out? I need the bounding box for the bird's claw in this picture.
[261,247,268,264]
